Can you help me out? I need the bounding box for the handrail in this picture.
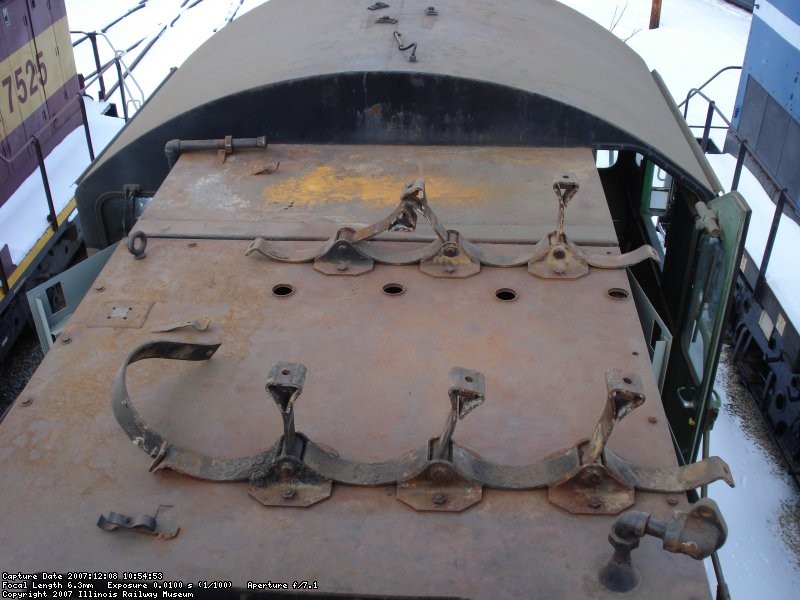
[682,78,799,299]
[71,30,145,113]
[678,65,742,112]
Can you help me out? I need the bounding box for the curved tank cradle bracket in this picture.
[244,177,659,277]
[111,341,734,512]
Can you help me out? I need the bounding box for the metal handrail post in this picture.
[731,140,748,191]
[78,94,95,161]
[88,32,106,100]
[115,57,129,121]
[700,101,715,153]
[756,189,788,296]
[32,136,58,232]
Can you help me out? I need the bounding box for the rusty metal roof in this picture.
[79,0,721,208]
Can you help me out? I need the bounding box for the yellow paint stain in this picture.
[263,165,493,207]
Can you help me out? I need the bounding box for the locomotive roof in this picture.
[79,0,721,202]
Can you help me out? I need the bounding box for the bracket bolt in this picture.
[337,262,349,272]
[581,466,602,486]
[443,246,458,258]
[667,496,678,506]
[60,336,72,345]
[432,493,447,506]
[588,496,603,509]
[282,488,296,500]
[279,464,296,478]
[443,264,456,273]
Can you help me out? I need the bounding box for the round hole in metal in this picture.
[272,284,295,297]
[495,288,517,302]
[281,369,291,376]
[623,377,633,385]
[606,288,629,301]
[382,283,406,296]
[465,376,474,383]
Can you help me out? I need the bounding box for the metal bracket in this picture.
[529,175,659,279]
[397,367,485,511]
[549,371,645,514]
[112,344,734,513]
[420,230,480,278]
[314,229,375,275]
[248,363,332,507]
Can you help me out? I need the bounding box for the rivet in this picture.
[432,492,447,505]
[60,336,72,345]
[94,284,105,292]
[282,488,296,500]
[648,416,658,424]
[667,496,678,506]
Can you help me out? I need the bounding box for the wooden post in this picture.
[650,0,662,29]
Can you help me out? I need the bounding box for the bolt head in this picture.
[432,492,447,506]
[337,262,349,271]
[648,416,658,424]
[279,463,296,478]
[60,336,72,345]
[443,264,456,273]
[94,284,105,292]
[667,496,678,506]
[588,496,602,509]
[443,246,458,258]
[282,488,296,500]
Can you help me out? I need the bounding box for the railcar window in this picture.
[682,235,724,383]
[595,149,618,168]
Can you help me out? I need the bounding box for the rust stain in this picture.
[263,166,493,207]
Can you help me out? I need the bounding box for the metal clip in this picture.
[367,2,389,10]
[549,371,644,514]
[397,368,485,512]
[376,15,398,24]
[97,511,178,539]
[249,363,332,507]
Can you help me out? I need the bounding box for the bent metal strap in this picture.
[111,340,734,513]
[243,177,660,278]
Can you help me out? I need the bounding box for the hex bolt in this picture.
[443,264,456,273]
[60,336,72,345]
[279,464,296,478]
[553,248,567,260]
[282,488,296,500]
[588,496,603,509]
[432,493,447,506]
[337,262,349,272]
[581,466,602,486]
[443,246,458,258]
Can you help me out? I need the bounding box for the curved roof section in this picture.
[81,0,718,194]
